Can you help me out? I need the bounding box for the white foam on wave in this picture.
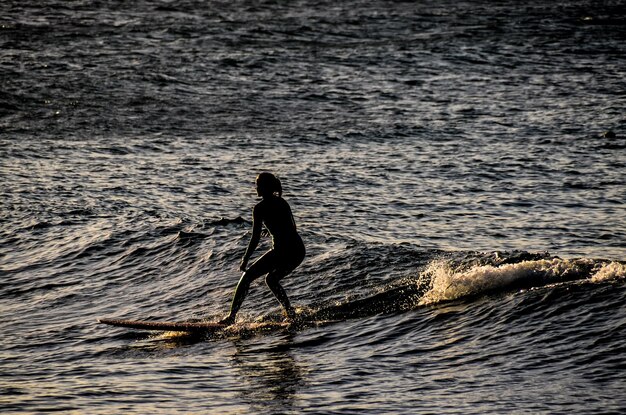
[418,258,612,305]
[591,262,626,282]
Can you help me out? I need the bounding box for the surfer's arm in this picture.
[240,204,263,271]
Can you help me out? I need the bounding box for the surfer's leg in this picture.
[265,250,305,320]
[222,275,252,325]
[221,251,278,324]
[265,269,294,318]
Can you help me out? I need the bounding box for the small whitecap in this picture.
[591,262,626,282]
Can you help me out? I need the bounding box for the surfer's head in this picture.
[256,172,282,198]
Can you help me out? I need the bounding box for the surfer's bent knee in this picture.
[265,271,286,286]
[241,267,264,283]
[238,271,254,286]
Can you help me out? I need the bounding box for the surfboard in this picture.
[98,318,289,332]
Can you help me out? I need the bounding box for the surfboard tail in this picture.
[98,318,226,332]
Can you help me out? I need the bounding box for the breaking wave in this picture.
[418,257,625,306]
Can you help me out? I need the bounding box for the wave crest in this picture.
[418,258,621,305]
[591,262,626,282]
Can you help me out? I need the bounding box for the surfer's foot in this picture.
[219,315,236,326]
[283,307,297,322]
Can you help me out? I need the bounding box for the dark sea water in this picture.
[1,0,625,413]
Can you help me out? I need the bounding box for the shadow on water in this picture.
[107,331,307,413]
[230,335,305,414]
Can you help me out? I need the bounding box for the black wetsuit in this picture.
[224,195,305,321]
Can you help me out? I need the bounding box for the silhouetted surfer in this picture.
[220,172,305,325]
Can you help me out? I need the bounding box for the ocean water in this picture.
[1,0,625,413]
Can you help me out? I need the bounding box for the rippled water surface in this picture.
[1,0,625,414]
